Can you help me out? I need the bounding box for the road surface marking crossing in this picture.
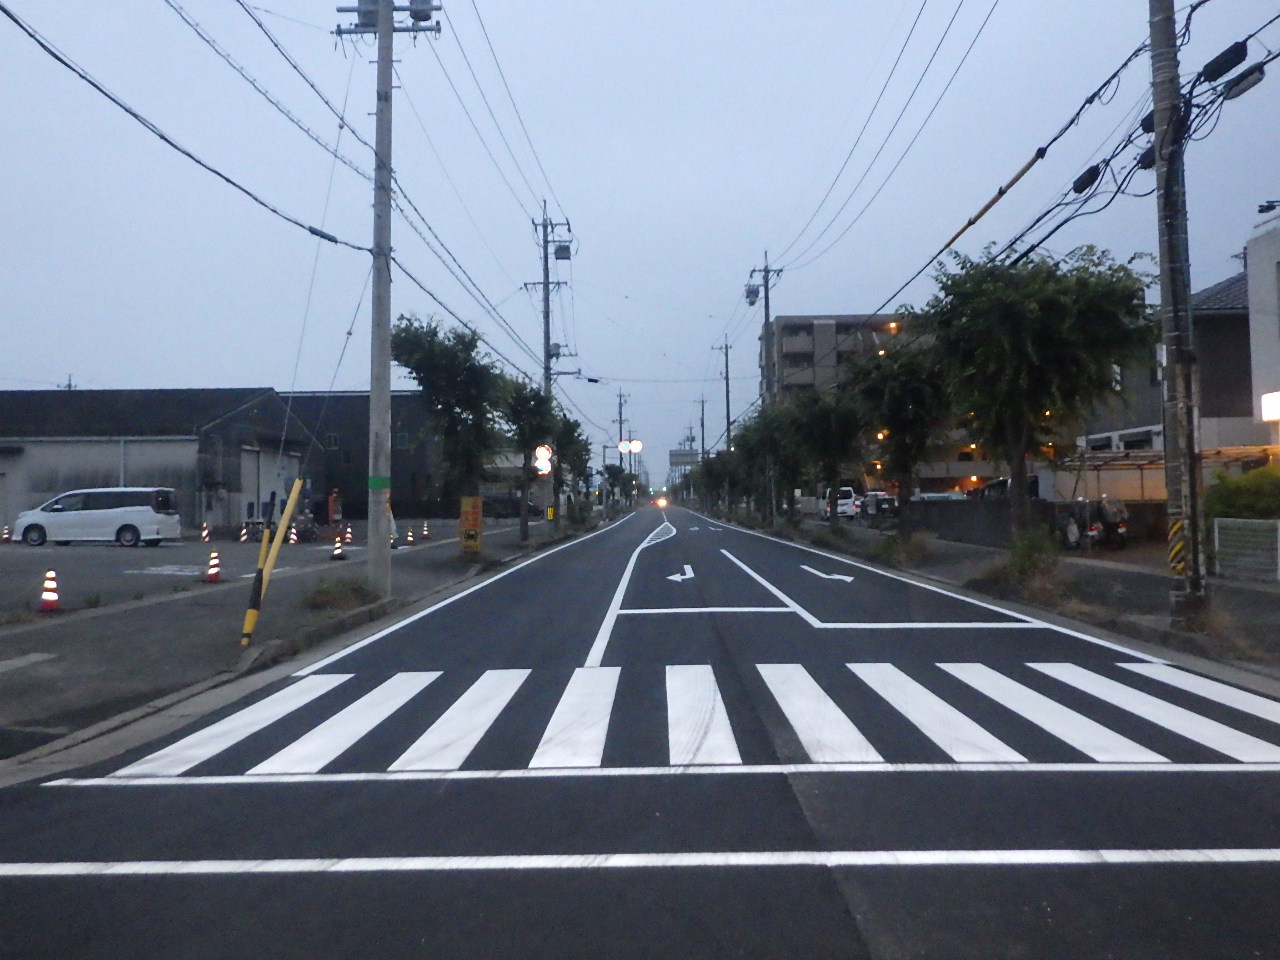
[529,667,620,768]
[848,663,1027,763]
[585,522,677,668]
[110,674,351,778]
[940,663,1168,763]
[1120,663,1280,725]
[0,653,55,675]
[1031,663,1280,763]
[247,673,441,775]
[98,663,1280,779]
[666,664,740,765]
[389,669,530,771]
[757,663,882,762]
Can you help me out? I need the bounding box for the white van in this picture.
[820,487,858,520]
[14,487,181,547]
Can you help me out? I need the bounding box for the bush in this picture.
[1205,466,1280,520]
[303,577,380,611]
[982,525,1065,604]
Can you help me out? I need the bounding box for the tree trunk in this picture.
[519,454,531,543]
[1009,446,1031,540]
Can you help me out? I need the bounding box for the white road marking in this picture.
[941,663,1167,763]
[389,669,530,771]
[110,675,351,778]
[584,522,676,668]
[247,673,441,775]
[720,550,822,627]
[51,762,1280,787]
[849,664,1026,762]
[667,664,741,765]
[295,514,635,676]
[688,509,1165,661]
[529,667,620,768]
[1119,663,1280,725]
[8,848,1280,876]
[1032,663,1280,762]
[0,652,55,675]
[666,564,695,582]
[617,607,791,615]
[757,664,882,762]
[801,565,855,582]
[124,566,208,577]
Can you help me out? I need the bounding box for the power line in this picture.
[0,2,366,253]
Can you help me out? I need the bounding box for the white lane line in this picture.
[617,607,791,615]
[801,565,855,582]
[584,522,676,668]
[389,669,530,771]
[1031,663,1280,763]
[51,762,1280,786]
[247,673,441,775]
[939,664,1167,763]
[687,509,1164,662]
[111,675,351,778]
[667,664,741,765]
[0,653,55,675]
[757,664,882,763]
[1119,664,1280,725]
[848,664,1026,763]
[720,550,822,627]
[529,667,620,769]
[7,848,1280,876]
[295,513,636,676]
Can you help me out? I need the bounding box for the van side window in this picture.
[83,492,114,510]
[123,491,150,508]
[153,490,175,513]
[48,493,86,512]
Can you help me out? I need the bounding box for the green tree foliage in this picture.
[919,246,1151,536]
[391,316,502,502]
[845,341,951,534]
[1205,466,1280,520]
[790,388,866,522]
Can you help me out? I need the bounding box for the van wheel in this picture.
[23,525,46,547]
[116,525,141,547]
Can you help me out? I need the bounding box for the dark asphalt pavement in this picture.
[4,505,1280,957]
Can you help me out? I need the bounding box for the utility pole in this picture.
[336,0,439,599]
[1149,0,1208,629]
[526,201,571,398]
[614,390,627,466]
[717,342,732,447]
[747,252,782,400]
[699,396,707,460]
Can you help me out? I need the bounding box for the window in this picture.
[326,433,340,450]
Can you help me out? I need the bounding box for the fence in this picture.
[1214,518,1280,582]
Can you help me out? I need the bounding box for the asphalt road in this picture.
[4,505,1280,958]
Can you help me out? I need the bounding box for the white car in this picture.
[15,487,182,547]
[820,487,858,520]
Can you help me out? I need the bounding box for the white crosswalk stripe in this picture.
[106,663,1280,778]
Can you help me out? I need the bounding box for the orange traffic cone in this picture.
[422,521,430,539]
[344,524,354,545]
[200,522,210,543]
[288,524,298,545]
[1,525,10,544]
[330,537,347,561]
[204,551,221,584]
[406,529,415,545]
[239,524,248,543]
[39,570,59,613]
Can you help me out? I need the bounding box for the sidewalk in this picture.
[0,518,570,761]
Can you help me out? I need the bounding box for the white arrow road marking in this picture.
[801,565,854,582]
[666,565,695,582]
[584,522,677,668]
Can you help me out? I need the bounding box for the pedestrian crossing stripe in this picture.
[92,662,1280,781]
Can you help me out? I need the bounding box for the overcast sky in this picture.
[2,1,1278,485]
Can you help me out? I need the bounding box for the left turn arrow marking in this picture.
[667,565,695,582]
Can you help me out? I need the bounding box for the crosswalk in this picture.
[102,662,1280,779]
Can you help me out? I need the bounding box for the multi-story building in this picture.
[759,313,900,399]
[1248,214,1280,444]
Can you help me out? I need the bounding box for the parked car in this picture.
[861,491,898,517]
[14,487,181,547]
[820,487,859,520]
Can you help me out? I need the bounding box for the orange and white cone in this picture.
[204,551,221,584]
[406,529,415,545]
[422,521,430,540]
[288,524,298,545]
[239,524,248,543]
[1,525,10,544]
[200,522,210,543]
[330,537,347,561]
[344,524,354,545]
[39,570,59,613]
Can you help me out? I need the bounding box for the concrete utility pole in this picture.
[748,253,782,399]
[1149,0,1208,628]
[615,390,627,466]
[699,396,707,460]
[336,0,440,599]
[526,201,571,398]
[718,342,732,447]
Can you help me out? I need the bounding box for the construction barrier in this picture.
[39,570,59,613]
[330,537,347,561]
[205,551,221,584]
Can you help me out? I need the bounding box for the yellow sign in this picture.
[460,496,483,555]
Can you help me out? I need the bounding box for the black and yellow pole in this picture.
[240,477,305,647]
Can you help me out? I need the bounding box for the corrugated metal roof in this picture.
[0,388,277,438]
